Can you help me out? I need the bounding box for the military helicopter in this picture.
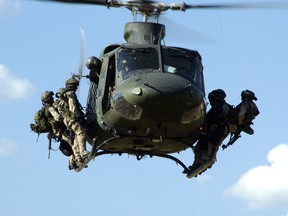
[35,0,283,178]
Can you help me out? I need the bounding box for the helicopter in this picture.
[33,0,281,178]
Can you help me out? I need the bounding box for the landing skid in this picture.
[95,150,190,174]
[74,137,99,172]
[75,136,195,177]
[74,136,123,172]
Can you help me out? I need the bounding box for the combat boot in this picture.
[80,150,90,160]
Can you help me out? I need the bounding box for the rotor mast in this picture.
[122,1,169,45]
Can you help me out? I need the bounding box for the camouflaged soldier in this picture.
[41,91,64,136]
[228,89,260,135]
[41,91,75,154]
[57,77,90,162]
[190,89,232,170]
[54,88,80,169]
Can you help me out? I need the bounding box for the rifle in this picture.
[48,133,52,159]
[222,129,242,150]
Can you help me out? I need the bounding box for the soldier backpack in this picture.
[227,101,259,125]
[30,107,52,134]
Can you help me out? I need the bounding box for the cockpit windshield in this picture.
[115,46,204,90]
[162,47,204,90]
[116,47,159,81]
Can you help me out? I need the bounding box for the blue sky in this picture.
[1,0,288,215]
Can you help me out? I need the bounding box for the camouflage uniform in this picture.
[191,89,231,169]
[228,89,260,135]
[41,91,74,158]
[55,88,80,169]
[41,91,63,136]
[57,78,89,162]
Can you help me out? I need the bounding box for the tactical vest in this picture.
[57,91,84,121]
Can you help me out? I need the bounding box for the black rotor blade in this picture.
[39,0,108,6]
[184,1,288,10]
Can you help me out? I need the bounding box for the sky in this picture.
[1,0,288,215]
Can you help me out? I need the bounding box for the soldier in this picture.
[54,88,80,169]
[228,89,260,135]
[118,59,130,81]
[57,77,90,163]
[41,91,76,161]
[189,89,232,170]
[40,91,65,139]
[86,56,102,84]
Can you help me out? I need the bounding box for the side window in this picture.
[108,56,116,92]
[102,55,116,113]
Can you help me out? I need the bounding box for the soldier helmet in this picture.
[56,88,66,98]
[208,89,226,102]
[241,89,257,101]
[65,77,79,91]
[86,56,102,70]
[41,91,54,103]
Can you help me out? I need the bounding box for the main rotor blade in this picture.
[31,0,288,12]
[184,1,288,10]
[78,28,86,80]
[39,0,108,6]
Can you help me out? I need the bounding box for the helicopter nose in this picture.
[143,72,203,105]
[141,73,204,121]
[112,72,204,123]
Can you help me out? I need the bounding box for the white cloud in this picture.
[0,64,35,103]
[0,0,20,17]
[224,144,288,209]
[0,138,17,157]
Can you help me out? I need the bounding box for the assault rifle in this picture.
[222,122,255,150]
[48,133,53,159]
[222,129,242,150]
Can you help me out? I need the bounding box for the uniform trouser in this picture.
[60,130,80,165]
[193,133,209,164]
[70,121,88,158]
[193,125,228,165]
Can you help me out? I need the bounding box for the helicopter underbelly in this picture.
[99,136,190,154]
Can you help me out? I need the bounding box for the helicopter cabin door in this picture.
[101,55,116,114]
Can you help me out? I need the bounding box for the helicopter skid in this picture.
[74,138,99,172]
[97,136,189,155]
[76,136,196,176]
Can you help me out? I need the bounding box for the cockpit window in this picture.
[116,47,159,81]
[162,47,204,90]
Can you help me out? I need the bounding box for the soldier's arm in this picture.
[47,105,61,121]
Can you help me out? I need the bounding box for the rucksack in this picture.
[30,107,52,134]
[227,101,259,125]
